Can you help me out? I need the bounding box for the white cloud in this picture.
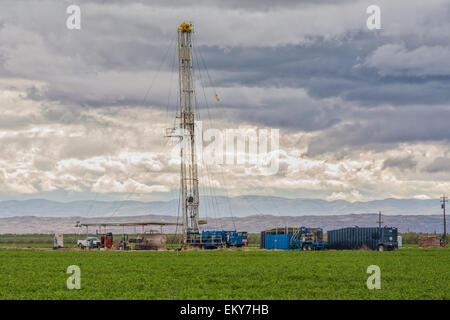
[413,194,431,200]
[92,176,169,194]
[327,190,364,202]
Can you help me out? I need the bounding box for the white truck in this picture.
[77,237,101,249]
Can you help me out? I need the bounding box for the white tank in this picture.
[397,235,402,248]
[137,233,166,250]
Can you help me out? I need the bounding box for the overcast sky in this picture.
[0,0,449,203]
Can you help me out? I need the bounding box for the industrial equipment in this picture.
[186,231,248,249]
[100,232,113,249]
[166,21,200,241]
[397,235,402,248]
[260,227,327,250]
[74,23,248,251]
[165,22,248,246]
[120,234,130,250]
[418,235,445,248]
[327,227,398,251]
[53,233,63,249]
[133,232,167,250]
[75,221,185,250]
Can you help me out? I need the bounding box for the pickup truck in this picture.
[77,237,101,249]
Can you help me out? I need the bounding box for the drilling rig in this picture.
[166,22,247,248]
[166,22,200,243]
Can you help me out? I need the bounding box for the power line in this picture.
[377,211,383,228]
[441,195,447,245]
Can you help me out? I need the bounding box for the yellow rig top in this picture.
[178,21,193,33]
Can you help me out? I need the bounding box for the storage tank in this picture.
[53,233,63,249]
[328,227,398,251]
[136,233,166,250]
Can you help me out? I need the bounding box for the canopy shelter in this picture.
[75,220,207,235]
[76,221,184,228]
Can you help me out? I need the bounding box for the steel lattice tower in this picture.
[167,22,200,242]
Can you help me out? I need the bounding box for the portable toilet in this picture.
[53,233,64,249]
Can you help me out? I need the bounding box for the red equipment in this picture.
[100,232,113,249]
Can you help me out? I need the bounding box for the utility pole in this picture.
[441,195,447,246]
[378,211,383,228]
[167,22,200,243]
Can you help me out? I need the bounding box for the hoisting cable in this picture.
[106,35,178,219]
[192,35,236,231]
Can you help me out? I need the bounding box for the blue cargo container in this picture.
[264,234,290,249]
[261,226,328,250]
[327,227,398,251]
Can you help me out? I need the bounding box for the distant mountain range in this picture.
[0,213,444,234]
[0,196,442,218]
[0,196,445,234]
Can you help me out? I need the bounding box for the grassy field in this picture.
[0,248,448,300]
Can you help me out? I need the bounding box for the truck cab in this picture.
[228,231,248,247]
[77,237,101,249]
[377,228,398,251]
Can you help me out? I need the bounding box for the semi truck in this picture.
[327,227,398,251]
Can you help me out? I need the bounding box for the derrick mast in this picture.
[166,22,248,249]
[172,22,200,241]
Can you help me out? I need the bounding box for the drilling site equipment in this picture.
[260,227,328,250]
[186,230,248,249]
[167,22,248,247]
[327,227,398,251]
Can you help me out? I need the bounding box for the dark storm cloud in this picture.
[86,0,358,11]
[197,36,450,107]
[425,157,450,173]
[212,89,344,132]
[383,156,417,171]
[1,0,449,152]
[307,105,450,156]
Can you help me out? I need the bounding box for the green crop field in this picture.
[0,248,449,300]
